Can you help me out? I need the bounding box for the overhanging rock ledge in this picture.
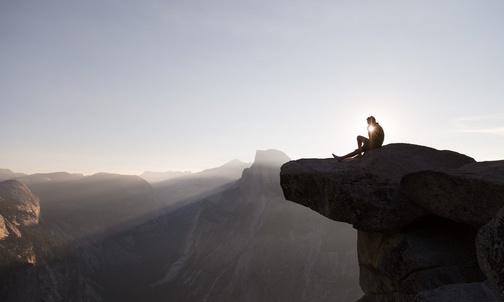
[280,143,476,232]
[280,143,504,301]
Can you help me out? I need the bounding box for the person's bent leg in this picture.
[357,136,368,148]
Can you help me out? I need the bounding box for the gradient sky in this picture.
[1,0,503,175]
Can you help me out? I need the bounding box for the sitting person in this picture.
[332,116,384,161]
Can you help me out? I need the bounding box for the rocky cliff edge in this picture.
[280,143,504,301]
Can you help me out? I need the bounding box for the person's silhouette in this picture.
[332,116,384,161]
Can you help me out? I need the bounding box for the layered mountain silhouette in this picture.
[0,150,361,302]
[140,171,192,183]
[0,169,27,182]
[151,159,251,209]
[18,172,160,241]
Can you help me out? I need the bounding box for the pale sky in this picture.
[1,0,503,175]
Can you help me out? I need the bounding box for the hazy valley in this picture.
[0,150,361,302]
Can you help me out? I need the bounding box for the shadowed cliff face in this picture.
[0,174,158,302]
[280,143,504,302]
[0,180,40,267]
[0,180,40,227]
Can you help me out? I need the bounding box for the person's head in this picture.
[366,116,376,125]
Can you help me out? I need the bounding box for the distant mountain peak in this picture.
[253,149,290,167]
[199,159,250,177]
[0,168,27,182]
[219,159,249,168]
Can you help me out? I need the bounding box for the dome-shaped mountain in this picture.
[0,179,40,226]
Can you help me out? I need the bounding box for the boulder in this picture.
[358,218,484,300]
[401,160,504,227]
[412,281,504,302]
[476,206,504,296]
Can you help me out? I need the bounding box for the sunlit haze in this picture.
[1,1,503,175]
